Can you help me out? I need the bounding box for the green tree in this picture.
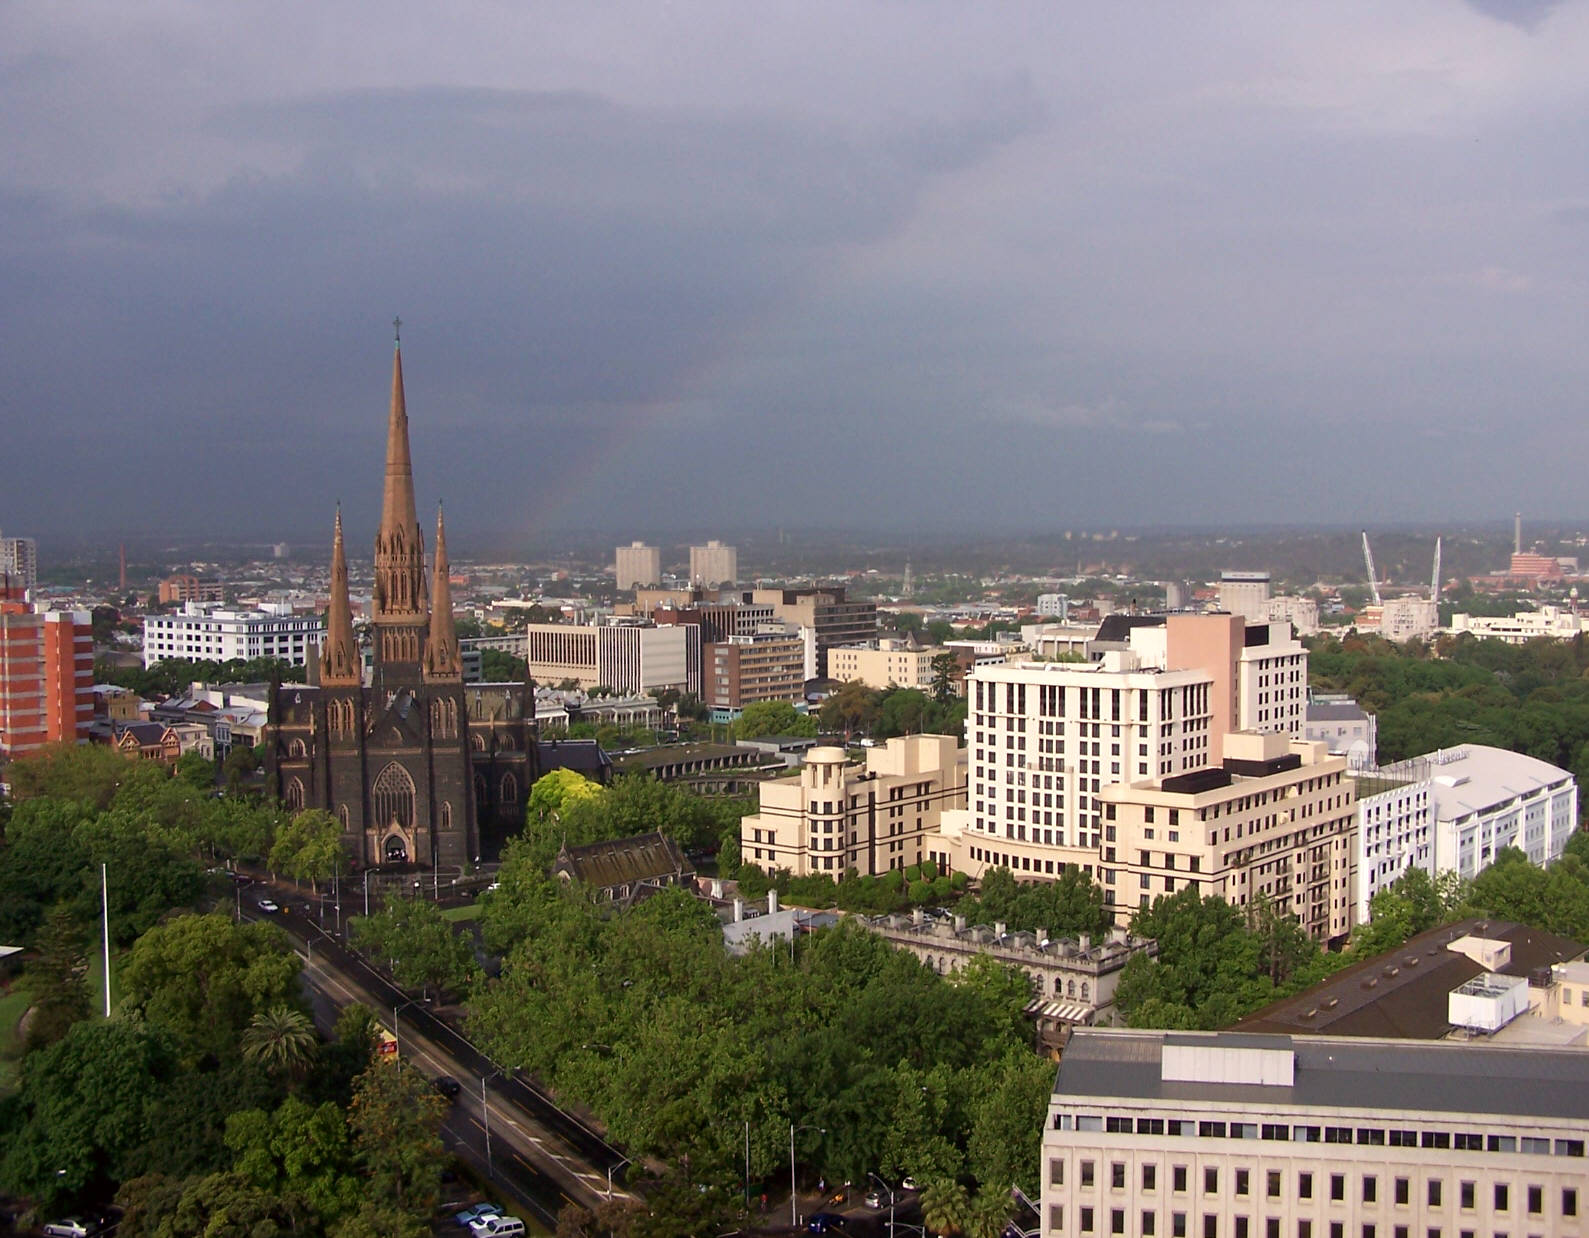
[528,767,607,822]
[348,898,478,999]
[732,700,816,740]
[241,1005,320,1080]
[920,1178,970,1237]
[23,906,92,1051]
[347,1061,448,1213]
[173,750,216,791]
[269,808,346,892]
[930,652,960,704]
[0,1020,180,1211]
[820,680,883,736]
[120,912,303,1059]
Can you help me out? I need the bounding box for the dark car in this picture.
[435,1075,462,1099]
[807,1213,847,1234]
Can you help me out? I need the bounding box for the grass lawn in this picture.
[440,903,481,924]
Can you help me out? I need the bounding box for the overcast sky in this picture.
[4,2,1589,548]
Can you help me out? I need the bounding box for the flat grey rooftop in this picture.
[1055,1028,1589,1122]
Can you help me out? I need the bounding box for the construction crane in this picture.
[1431,536,1442,602]
[1361,531,1382,606]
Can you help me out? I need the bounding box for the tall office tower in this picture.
[689,540,738,588]
[0,531,39,596]
[614,541,662,590]
[0,601,94,758]
[1217,570,1271,622]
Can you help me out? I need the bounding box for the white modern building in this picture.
[689,540,738,588]
[1264,595,1320,636]
[1359,597,1440,642]
[1037,593,1071,620]
[1304,694,1377,766]
[1352,744,1578,920]
[939,614,1316,915]
[142,602,324,668]
[613,540,662,590]
[521,621,700,696]
[1042,1028,1589,1238]
[1451,605,1585,645]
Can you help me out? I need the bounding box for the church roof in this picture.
[554,831,693,893]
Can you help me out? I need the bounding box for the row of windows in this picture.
[1061,1159,1578,1217]
[1054,1113,1586,1159]
[1057,1205,1576,1238]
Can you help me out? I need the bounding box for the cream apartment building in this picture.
[739,734,965,877]
[1043,1028,1589,1238]
[614,541,661,590]
[827,639,944,692]
[1098,733,1356,941]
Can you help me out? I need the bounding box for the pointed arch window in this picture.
[338,803,350,830]
[288,738,307,759]
[285,777,305,813]
[500,771,518,804]
[439,802,452,832]
[372,762,416,828]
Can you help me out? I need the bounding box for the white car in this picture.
[256,898,280,913]
[454,1203,502,1228]
[43,1222,95,1238]
[469,1216,526,1238]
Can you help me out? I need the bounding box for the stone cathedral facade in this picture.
[266,339,538,869]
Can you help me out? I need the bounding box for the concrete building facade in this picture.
[0,602,94,758]
[0,532,38,596]
[144,602,324,668]
[1304,695,1377,766]
[521,622,701,696]
[703,630,808,717]
[689,540,738,588]
[614,541,662,590]
[739,735,966,877]
[1217,571,1271,622]
[1042,1028,1589,1238]
[751,586,878,678]
[827,639,945,692]
[1451,605,1585,644]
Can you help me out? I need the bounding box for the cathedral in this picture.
[266,335,538,869]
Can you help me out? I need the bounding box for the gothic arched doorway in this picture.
[383,833,410,864]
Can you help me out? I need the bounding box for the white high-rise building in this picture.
[689,540,737,588]
[143,602,324,668]
[614,541,662,590]
[1218,570,1271,622]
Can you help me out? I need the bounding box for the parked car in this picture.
[864,1189,884,1208]
[43,1220,99,1238]
[900,1176,918,1191]
[454,1203,502,1228]
[469,1216,526,1238]
[434,1075,462,1099]
[256,897,279,913]
[807,1213,846,1234]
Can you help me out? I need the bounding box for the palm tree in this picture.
[965,1190,1014,1238]
[240,1005,318,1077]
[919,1179,970,1238]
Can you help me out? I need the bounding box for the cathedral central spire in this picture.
[372,333,427,627]
[424,505,462,680]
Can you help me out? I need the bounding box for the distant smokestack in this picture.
[1515,512,1523,555]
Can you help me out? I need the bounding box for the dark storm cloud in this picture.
[3,3,1589,546]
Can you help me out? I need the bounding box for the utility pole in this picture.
[100,863,112,1017]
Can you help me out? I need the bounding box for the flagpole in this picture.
[101,862,112,1017]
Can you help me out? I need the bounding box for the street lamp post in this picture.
[480,1075,492,1179]
[789,1123,825,1226]
[869,1172,897,1236]
[607,1155,632,1199]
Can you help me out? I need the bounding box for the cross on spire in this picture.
[393,315,402,344]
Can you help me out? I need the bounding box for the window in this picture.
[1364,1177,1377,1204]
[1174,1214,1187,1238]
[1112,1210,1125,1235]
[1564,1188,1578,1217]
[1144,1165,1158,1192]
[1394,1180,1409,1207]
[1113,1164,1126,1190]
[1268,1223,1280,1238]
[1333,1176,1346,1203]
[1236,1220,1249,1238]
[1526,1187,1540,1216]
[1298,1226,1311,1238]
[1206,1168,1219,1195]
[1493,1185,1508,1213]
[1204,1217,1217,1238]
[1237,1170,1250,1197]
[1460,1183,1475,1211]
[1429,1182,1442,1208]
[1051,1160,1065,1186]
[1144,1213,1157,1236]
[1268,1172,1282,1199]
[1362,1228,1375,1238]
[372,761,416,827]
[1331,1225,1344,1238]
[1082,1162,1095,1188]
[1300,1174,1313,1201]
[1082,1208,1095,1233]
[1174,1167,1188,1194]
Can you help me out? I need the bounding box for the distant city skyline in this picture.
[5,3,1589,537]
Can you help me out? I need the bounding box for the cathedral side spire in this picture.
[321,505,361,685]
[424,505,462,680]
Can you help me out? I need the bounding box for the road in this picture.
[234,885,631,1228]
